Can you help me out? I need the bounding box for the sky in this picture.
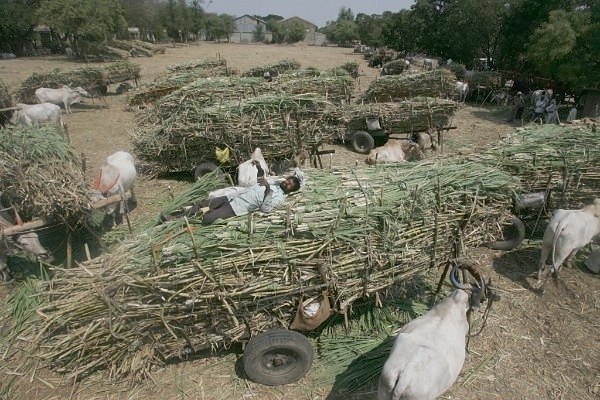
[203,0,415,28]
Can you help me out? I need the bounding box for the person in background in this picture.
[533,91,548,123]
[508,91,525,122]
[566,104,578,122]
[545,99,559,124]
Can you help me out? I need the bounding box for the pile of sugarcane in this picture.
[101,61,142,84]
[338,61,359,78]
[132,40,166,54]
[110,39,154,57]
[469,124,600,209]
[381,59,409,75]
[26,159,519,382]
[0,79,13,126]
[362,69,457,102]
[0,125,92,225]
[15,62,141,103]
[340,98,458,134]
[126,58,237,108]
[242,59,301,77]
[466,71,502,89]
[132,94,342,174]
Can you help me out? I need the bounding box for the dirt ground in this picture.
[0,43,598,400]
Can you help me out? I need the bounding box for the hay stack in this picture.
[29,159,519,382]
[362,69,457,103]
[132,94,341,174]
[0,126,92,224]
[470,124,600,209]
[101,61,142,84]
[340,98,458,134]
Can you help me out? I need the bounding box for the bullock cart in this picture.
[15,159,524,386]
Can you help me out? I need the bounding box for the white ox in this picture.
[237,147,269,187]
[365,139,423,165]
[92,151,137,226]
[378,260,488,400]
[10,102,63,127]
[0,201,48,282]
[537,198,600,290]
[455,81,469,102]
[35,85,90,114]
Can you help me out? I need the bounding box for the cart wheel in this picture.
[488,216,525,250]
[351,131,375,154]
[194,162,223,181]
[243,329,314,386]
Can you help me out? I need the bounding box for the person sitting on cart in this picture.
[163,164,304,224]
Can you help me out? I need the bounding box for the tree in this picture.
[0,0,40,55]
[253,24,265,42]
[37,0,127,51]
[284,21,306,43]
[204,13,235,42]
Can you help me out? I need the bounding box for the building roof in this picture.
[236,14,268,24]
[279,16,317,28]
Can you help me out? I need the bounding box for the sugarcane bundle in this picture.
[273,74,355,104]
[466,71,502,90]
[0,79,13,126]
[101,61,142,84]
[15,62,142,103]
[469,124,600,209]
[340,98,458,134]
[134,76,269,124]
[0,125,92,224]
[132,39,166,54]
[362,69,457,103]
[126,58,237,108]
[166,57,232,74]
[16,67,105,103]
[242,59,302,77]
[27,160,519,382]
[131,94,343,175]
[381,59,409,75]
[338,61,359,78]
[110,39,154,57]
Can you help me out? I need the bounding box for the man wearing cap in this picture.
[508,91,525,122]
[164,167,304,225]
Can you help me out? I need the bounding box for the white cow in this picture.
[10,102,63,127]
[537,198,600,290]
[237,148,269,187]
[0,201,48,282]
[455,81,469,102]
[378,260,487,400]
[92,151,137,226]
[35,85,90,114]
[365,140,423,165]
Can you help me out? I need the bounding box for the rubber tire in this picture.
[243,329,314,386]
[194,162,223,181]
[488,216,525,250]
[351,131,375,154]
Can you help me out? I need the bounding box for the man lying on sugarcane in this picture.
[162,162,304,224]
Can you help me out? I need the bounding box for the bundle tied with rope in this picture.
[0,125,92,226]
[9,159,524,382]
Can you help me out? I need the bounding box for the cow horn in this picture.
[12,206,23,226]
[450,258,485,290]
[488,216,525,250]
